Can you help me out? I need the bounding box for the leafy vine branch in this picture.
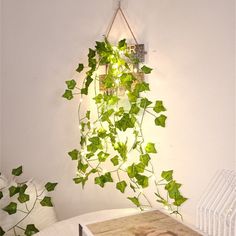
[62,38,187,216]
[0,166,58,236]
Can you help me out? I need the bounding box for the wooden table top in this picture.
[86,210,202,236]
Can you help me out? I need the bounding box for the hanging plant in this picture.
[62,38,187,217]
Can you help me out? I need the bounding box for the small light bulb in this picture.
[164,205,169,210]
[122,163,128,170]
[81,149,86,155]
[133,68,138,73]
[113,64,119,69]
[112,46,118,51]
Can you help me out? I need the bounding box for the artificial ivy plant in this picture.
[0,166,57,236]
[63,38,187,217]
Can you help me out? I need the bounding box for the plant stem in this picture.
[7,184,39,233]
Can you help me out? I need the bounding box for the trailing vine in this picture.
[0,166,57,236]
[62,38,187,217]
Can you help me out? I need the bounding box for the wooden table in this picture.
[80,210,202,236]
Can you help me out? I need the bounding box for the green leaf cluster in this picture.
[63,38,187,214]
[0,166,58,235]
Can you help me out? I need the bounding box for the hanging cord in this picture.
[106,1,138,45]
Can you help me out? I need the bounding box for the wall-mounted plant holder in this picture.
[128,44,146,63]
[98,44,146,95]
[98,1,147,95]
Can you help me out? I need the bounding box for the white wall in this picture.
[0,0,2,171]
[1,0,235,226]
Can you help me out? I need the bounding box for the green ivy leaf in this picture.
[81,88,88,95]
[87,136,102,153]
[86,152,94,159]
[118,39,127,50]
[88,58,96,69]
[18,193,30,203]
[88,48,96,58]
[86,110,91,119]
[145,143,157,153]
[141,65,153,74]
[45,182,58,192]
[40,196,53,207]
[153,101,166,113]
[94,172,113,187]
[66,79,76,90]
[155,114,167,127]
[93,94,103,104]
[9,186,20,197]
[80,136,86,147]
[101,109,114,122]
[127,197,141,207]
[74,175,88,188]
[3,202,17,215]
[127,92,138,103]
[116,181,127,193]
[68,149,79,160]
[77,162,89,173]
[129,104,140,114]
[140,98,152,109]
[12,166,23,176]
[97,128,107,138]
[0,191,3,200]
[127,164,137,178]
[135,174,149,188]
[0,226,5,236]
[111,155,119,166]
[114,107,125,116]
[161,170,173,182]
[140,154,150,166]
[76,63,84,73]
[19,184,28,194]
[95,42,106,54]
[115,113,135,131]
[173,195,187,206]
[107,95,119,105]
[25,224,39,236]
[134,82,150,94]
[120,73,134,90]
[135,163,145,173]
[80,122,86,132]
[62,90,73,100]
[81,76,93,95]
[114,142,127,161]
[98,151,109,162]
[73,177,83,184]
[155,193,168,205]
[165,180,182,199]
